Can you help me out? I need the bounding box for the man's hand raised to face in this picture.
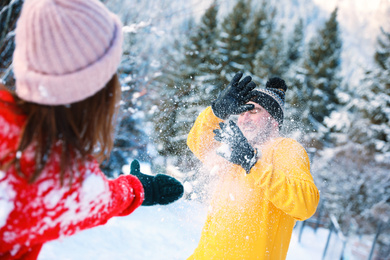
[212,72,257,120]
[214,120,258,174]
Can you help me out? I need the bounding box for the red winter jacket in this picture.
[0,90,144,259]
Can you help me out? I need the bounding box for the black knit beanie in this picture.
[251,77,288,128]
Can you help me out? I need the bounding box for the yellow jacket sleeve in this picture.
[251,138,320,221]
[187,106,224,164]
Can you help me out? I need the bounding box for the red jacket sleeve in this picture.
[0,90,145,258]
[0,158,144,258]
[107,173,144,217]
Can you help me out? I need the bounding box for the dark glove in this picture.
[213,120,258,173]
[211,71,257,119]
[130,160,184,206]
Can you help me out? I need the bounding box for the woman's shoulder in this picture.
[0,84,25,127]
[0,84,15,103]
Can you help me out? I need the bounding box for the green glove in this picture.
[130,160,184,206]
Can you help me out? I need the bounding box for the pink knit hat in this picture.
[13,0,123,105]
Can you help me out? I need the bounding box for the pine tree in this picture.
[300,8,342,146]
[310,27,390,251]
[245,0,276,74]
[287,18,304,65]
[349,27,390,160]
[217,0,252,81]
[283,18,307,138]
[101,9,159,177]
[375,28,390,70]
[253,25,287,85]
[150,3,221,168]
[149,38,188,162]
[0,0,23,87]
[312,25,390,237]
[185,2,222,103]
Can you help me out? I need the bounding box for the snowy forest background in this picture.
[1,0,389,257]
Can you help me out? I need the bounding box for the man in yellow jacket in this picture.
[187,72,320,259]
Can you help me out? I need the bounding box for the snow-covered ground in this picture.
[39,199,329,260]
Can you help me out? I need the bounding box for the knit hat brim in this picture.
[251,89,284,126]
[13,13,123,105]
[250,77,287,128]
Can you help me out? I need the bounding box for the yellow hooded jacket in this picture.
[187,107,320,260]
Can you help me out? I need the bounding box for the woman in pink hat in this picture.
[0,0,183,259]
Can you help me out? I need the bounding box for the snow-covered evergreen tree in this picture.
[253,24,287,85]
[311,26,390,254]
[100,0,165,177]
[300,7,342,147]
[146,38,188,166]
[185,1,222,104]
[287,18,304,66]
[281,18,307,140]
[245,0,276,75]
[195,2,224,94]
[217,0,252,80]
[348,27,390,162]
[150,3,221,168]
[312,145,390,235]
[100,61,151,177]
[0,0,23,87]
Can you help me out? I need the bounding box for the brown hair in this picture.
[5,74,121,185]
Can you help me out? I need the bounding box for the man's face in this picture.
[237,102,276,145]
